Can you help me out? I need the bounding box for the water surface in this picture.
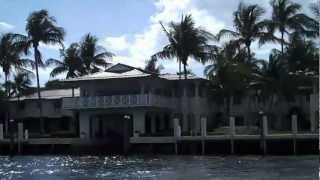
[0,155,317,179]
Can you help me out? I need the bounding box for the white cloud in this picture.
[0,22,14,32]
[39,42,63,51]
[102,35,129,52]
[103,0,226,77]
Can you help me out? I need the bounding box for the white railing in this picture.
[62,94,172,109]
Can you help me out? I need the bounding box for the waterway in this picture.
[0,155,317,179]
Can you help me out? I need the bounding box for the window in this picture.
[54,101,61,112]
[233,94,242,105]
[18,101,26,110]
[306,95,310,102]
[235,116,244,126]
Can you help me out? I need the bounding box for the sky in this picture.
[0,0,317,86]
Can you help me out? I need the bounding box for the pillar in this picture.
[262,115,268,136]
[133,111,146,134]
[200,116,207,137]
[18,122,23,154]
[261,115,268,155]
[229,116,235,154]
[229,116,235,136]
[79,112,90,139]
[151,114,156,134]
[0,123,3,140]
[292,114,298,155]
[195,83,199,97]
[291,114,298,134]
[173,118,181,137]
[182,113,188,133]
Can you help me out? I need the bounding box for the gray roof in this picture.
[63,69,152,82]
[62,63,206,82]
[10,88,80,101]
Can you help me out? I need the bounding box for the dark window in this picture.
[18,101,26,110]
[235,116,244,126]
[306,95,310,102]
[233,92,242,105]
[54,101,61,112]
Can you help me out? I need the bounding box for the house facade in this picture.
[4,63,318,153]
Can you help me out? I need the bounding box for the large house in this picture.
[4,63,318,153]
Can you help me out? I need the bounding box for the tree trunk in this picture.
[34,45,44,134]
[183,63,187,80]
[4,73,9,137]
[226,96,231,122]
[281,31,284,57]
[178,60,181,80]
[247,45,251,62]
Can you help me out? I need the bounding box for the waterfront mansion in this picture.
[3,63,319,153]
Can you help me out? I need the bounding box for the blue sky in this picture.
[0,0,316,86]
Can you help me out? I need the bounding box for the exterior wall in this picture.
[10,99,74,119]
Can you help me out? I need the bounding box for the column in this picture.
[140,84,145,95]
[200,116,207,136]
[182,113,188,133]
[229,116,236,136]
[291,114,298,134]
[229,116,235,154]
[159,113,165,131]
[151,113,156,134]
[291,114,298,155]
[195,83,199,97]
[133,111,146,135]
[261,115,268,155]
[173,118,181,137]
[262,115,268,136]
[0,123,3,140]
[79,112,90,139]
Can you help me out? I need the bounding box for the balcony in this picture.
[62,94,172,109]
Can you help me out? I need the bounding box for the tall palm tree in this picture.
[23,9,65,133]
[8,71,33,101]
[153,14,214,79]
[46,43,83,78]
[0,33,30,97]
[217,3,271,62]
[205,43,249,119]
[144,57,163,74]
[270,0,318,56]
[79,33,113,74]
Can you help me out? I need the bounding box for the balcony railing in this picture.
[62,94,172,109]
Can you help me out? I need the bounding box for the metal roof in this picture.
[63,69,152,82]
[10,88,80,101]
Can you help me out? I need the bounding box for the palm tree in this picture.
[270,0,318,56]
[205,43,249,120]
[46,43,83,78]
[79,33,113,74]
[144,57,163,74]
[153,14,214,79]
[217,3,271,62]
[24,9,65,133]
[0,33,30,97]
[8,71,33,101]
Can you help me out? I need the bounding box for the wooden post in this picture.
[292,114,298,155]
[229,116,235,154]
